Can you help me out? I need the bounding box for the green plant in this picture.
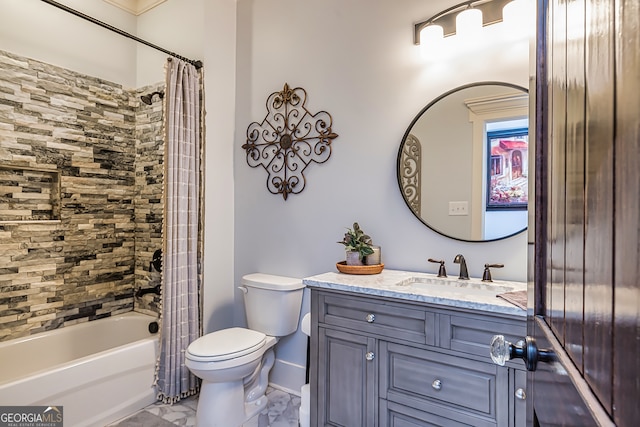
[337,222,374,261]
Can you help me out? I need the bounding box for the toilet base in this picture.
[196,379,244,427]
[244,394,269,421]
[195,379,270,427]
[193,345,276,427]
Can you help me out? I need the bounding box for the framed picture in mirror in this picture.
[486,128,528,210]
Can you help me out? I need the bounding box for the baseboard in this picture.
[269,358,306,396]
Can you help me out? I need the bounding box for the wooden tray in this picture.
[336,261,384,275]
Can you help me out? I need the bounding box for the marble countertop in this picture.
[303,269,527,317]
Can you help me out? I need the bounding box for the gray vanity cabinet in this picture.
[317,327,376,426]
[310,289,526,427]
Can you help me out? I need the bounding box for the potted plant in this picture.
[337,222,375,266]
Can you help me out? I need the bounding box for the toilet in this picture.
[185,273,305,427]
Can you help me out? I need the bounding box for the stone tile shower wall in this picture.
[134,84,164,317]
[0,50,164,341]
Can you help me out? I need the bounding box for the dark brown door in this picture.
[528,0,640,426]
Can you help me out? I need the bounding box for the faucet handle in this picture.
[482,263,504,282]
[427,258,447,277]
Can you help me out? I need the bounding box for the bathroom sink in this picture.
[304,269,528,314]
[397,276,516,295]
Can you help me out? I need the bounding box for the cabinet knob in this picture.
[365,351,375,361]
[431,379,442,391]
[515,388,526,400]
[365,313,376,323]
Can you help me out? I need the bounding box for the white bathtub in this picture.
[0,312,160,427]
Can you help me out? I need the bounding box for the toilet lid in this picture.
[187,327,266,362]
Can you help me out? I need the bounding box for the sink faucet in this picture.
[453,254,469,280]
[427,258,447,277]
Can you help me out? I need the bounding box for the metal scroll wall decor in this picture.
[399,134,422,216]
[242,83,338,200]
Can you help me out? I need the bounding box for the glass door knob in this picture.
[490,334,554,371]
[490,334,511,366]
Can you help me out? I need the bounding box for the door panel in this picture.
[547,0,566,343]
[531,317,613,426]
[583,0,614,411]
[563,0,586,370]
[613,0,640,424]
[531,0,639,425]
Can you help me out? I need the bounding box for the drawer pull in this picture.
[365,313,376,323]
[365,351,375,361]
[515,388,526,400]
[432,379,442,391]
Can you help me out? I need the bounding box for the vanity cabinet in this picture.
[317,328,376,426]
[310,289,526,427]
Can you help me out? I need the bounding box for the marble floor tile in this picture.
[109,387,300,427]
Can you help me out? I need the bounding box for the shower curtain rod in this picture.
[40,0,203,69]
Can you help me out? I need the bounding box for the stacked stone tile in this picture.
[134,84,164,317]
[0,50,164,341]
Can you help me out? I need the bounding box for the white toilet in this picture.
[185,273,304,427]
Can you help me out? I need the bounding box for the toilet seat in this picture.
[187,327,266,362]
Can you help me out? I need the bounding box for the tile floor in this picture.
[109,387,301,427]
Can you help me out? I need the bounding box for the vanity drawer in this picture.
[317,292,434,345]
[380,400,496,427]
[440,313,526,363]
[380,341,506,425]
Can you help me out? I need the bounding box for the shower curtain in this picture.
[155,58,202,403]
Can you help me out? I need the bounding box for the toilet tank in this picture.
[241,273,305,336]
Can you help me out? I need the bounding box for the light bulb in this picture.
[503,0,534,23]
[420,24,444,46]
[503,0,535,37]
[456,8,483,37]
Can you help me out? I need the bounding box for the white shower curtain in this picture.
[155,57,202,403]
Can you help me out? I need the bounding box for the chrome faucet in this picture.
[453,254,469,280]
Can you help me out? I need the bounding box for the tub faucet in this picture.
[453,254,469,280]
[135,284,161,298]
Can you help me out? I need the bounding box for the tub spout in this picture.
[149,249,162,272]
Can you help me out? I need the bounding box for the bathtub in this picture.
[0,312,160,427]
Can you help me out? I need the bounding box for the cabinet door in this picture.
[510,369,526,427]
[318,327,376,427]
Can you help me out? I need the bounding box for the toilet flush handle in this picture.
[238,286,248,294]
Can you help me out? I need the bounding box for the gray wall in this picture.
[0,0,531,392]
[233,0,532,390]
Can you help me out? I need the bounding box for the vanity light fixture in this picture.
[413,0,516,45]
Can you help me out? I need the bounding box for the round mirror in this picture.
[397,82,529,242]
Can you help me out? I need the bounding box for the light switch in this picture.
[448,201,468,216]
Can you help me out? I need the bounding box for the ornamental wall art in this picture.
[242,83,338,200]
